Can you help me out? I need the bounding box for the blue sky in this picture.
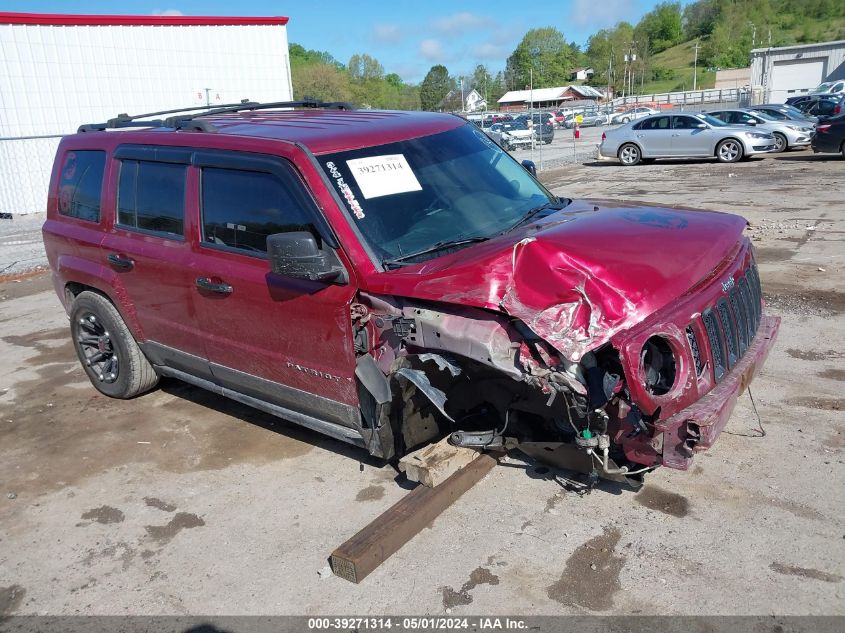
[4,1,682,82]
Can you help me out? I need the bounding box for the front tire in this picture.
[70,291,159,399]
[618,143,642,166]
[716,138,743,163]
[621,117,630,123]
[772,132,787,153]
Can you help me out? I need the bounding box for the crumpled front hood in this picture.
[363,200,748,360]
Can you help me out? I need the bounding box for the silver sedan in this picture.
[599,112,776,166]
[707,108,814,152]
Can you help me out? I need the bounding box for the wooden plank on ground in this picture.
[399,436,481,488]
[330,453,497,583]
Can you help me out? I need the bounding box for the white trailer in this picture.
[0,12,293,216]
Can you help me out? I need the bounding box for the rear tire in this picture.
[772,132,787,153]
[716,138,743,163]
[69,291,159,399]
[618,143,642,166]
[622,117,630,123]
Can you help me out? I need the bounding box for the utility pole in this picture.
[460,77,465,112]
[693,39,700,91]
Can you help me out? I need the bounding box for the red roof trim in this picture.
[0,12,288,27]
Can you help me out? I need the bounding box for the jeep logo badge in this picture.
[722,277,735,293]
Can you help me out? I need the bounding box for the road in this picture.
[1,150,843,619]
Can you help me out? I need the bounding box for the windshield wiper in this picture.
[383,236,490,268]
[504,197,571,233]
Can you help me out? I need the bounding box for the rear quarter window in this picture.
[57,150,106,222]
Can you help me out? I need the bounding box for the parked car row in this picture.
[596,93,845,166]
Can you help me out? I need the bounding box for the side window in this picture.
[58,150,106,222]
[117,161,186,237]
[200,168,313,255]
[640,116,670,130]
[672,116,698,129]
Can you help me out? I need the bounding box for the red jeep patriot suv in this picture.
[43,100,779,484]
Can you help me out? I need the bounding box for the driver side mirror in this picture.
[695,122,707,129]
[747,119,757,126]
[267,231,346,284]
[521,160,537,176]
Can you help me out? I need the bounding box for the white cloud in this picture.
[433,12,493,35]
[372,23,402,44]
[419,39,446,63]
[472,42,506,60]
[152,9,184,16]
[569,0,632,28]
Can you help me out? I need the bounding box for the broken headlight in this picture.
[640,336,676,396]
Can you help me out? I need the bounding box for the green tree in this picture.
[291,63,352,102]
[636,2,684,53]
[506,27,575,89]
[471,64,494,102]
[289,43,341,69]
[419,65,453,111]
[348,54,384,81]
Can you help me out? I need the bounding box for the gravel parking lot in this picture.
[1,151,843,619]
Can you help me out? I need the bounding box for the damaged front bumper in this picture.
[657,314,780,470]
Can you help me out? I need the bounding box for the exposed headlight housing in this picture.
[640,336,677,396]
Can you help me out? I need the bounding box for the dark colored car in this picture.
[42,100,779,483]
[750,104,817,125]
[795,95,842,119]
[811,113,845,157]
[514,113,555,144]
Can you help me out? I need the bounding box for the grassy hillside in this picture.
[636,14,845,95]
[642,40,716,94]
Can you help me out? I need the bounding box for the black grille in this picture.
[717,299,738,368]
[692,262,763,384]
[686,325,705,376]
[702,308,726,382]
[728,286,749,356]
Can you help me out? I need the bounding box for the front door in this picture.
[188,150,361,428]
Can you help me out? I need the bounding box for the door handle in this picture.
[196,276,233,295]
[107,253,134,270]
[672,133,680,136]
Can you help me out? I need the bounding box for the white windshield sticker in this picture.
[346,154,422,199]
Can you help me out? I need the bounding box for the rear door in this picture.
[633,115,673,156]
[99,146,210,378]
[188,149,361,428]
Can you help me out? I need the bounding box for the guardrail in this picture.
[610,88,751,109]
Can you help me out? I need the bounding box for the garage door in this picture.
[769,58,826,102]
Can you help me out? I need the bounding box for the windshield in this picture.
[813,82,833,93]
[783,104,808,117]
[751,110,775,121]
[695,113,727,127]
[319,124,556,266]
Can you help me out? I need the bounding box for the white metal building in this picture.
[750,39,845,103]
[0,12,293,216]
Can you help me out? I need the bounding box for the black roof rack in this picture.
[78,99,355,133]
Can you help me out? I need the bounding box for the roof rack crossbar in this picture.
[165,99,356,131]
[78,99,256,133]
[79,99,355,134]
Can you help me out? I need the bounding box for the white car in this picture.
[810,80,845,96]
[610,106,658,124]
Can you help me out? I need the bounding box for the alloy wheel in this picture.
[76,313,119,383]
[718,140,741,162]
[619,144,640,165]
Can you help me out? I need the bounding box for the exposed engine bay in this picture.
[350,293,664,488]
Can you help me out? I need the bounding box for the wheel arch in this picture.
[618,140,645,158]
[64,279,146,342]
[714,136,746,159]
